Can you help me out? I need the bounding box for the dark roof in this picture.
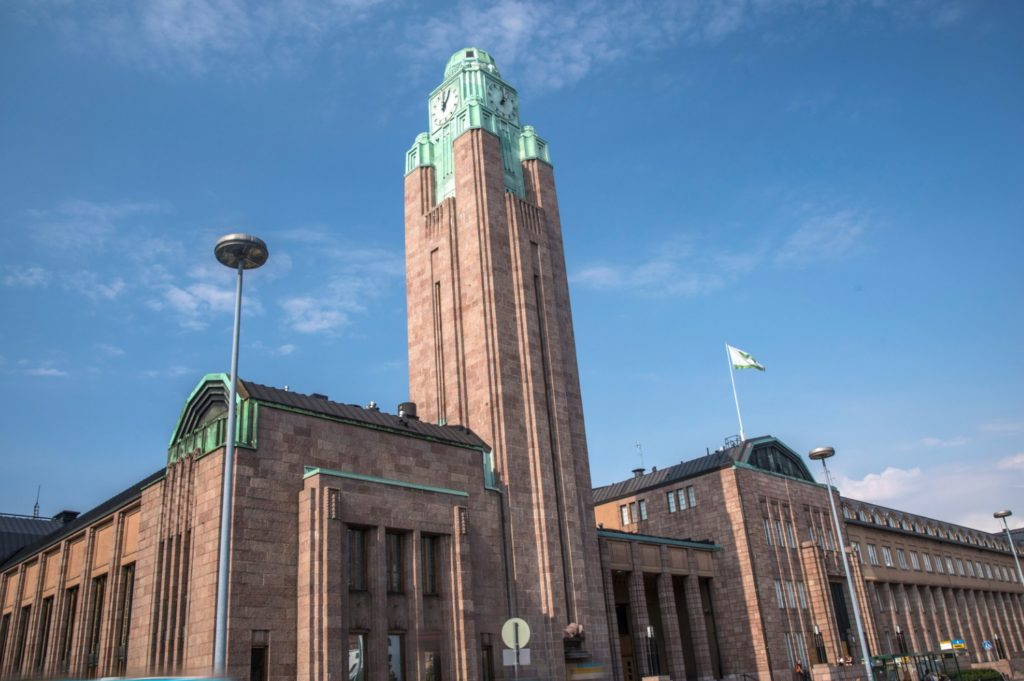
[592,450,736,504]
[242,381,488,450]
[0,469,164,571]
[0,515,63,564]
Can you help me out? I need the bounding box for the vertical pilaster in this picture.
[599,542,623,681]
[656,569,687,681]
[684,576,715,681]
[628,570,653,678]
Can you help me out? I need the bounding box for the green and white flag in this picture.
[727,344,765,371]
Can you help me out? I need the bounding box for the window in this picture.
[386,532,404,593]
[955,558,965,576]
[115,563,135,675]
[58,586,78,672]
[785,522,798,548]
[86,575,106,673]
[797,582,808,609]
[774,580,785,608]
[638,499,648,521]
[935,555,945,574]
[349,633,366,681]
[677,489,688,511]
[881,546,894,567]
[35,596,54,673]
[348,528,367,590]
[422,535,439,596]
[909,551,920,570]
[842,505,854,520]
[388,633,405,681]
[976,561,985,579]
[629,502,638,523]
[0,613,10,672]
[851,541,863,564]
[667,491,676,513]
[985,563,993,580]
[775,520,785,547]
[13,605,31,674]
[764,519,774,546]
[421,648,442,681]
[785,581,797,608]
[964,561,974,577]
[866,544,879,565]
[922,553,933,572]
[808,524,817,544]
[687,486,697,508]
[945,557,955,575]
[896,549,908,569]
[620,505,630,526]
[250,644,268,681]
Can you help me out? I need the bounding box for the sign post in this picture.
[501,618,532,679]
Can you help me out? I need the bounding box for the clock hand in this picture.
[442,91,450,109]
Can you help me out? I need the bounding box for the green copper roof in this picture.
[444,47,500,79]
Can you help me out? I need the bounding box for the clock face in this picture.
[486,83,517,120]
[431,86,460,127]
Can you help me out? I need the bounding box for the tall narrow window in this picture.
[386,532,404,594]
[629,502,638,524]
[667,492,676,513]
[13,605,31,674]
[349,633,366,681]
[348,528,366,591]
[881,546,893,567]
[896,549,908,569]
[250,644,268,681]
[115,563,135,675]
[388,634,404,681]
[421,535,439,596]
[86,574,107,676]
[59,586,78,673]
[638,499,648,521]
[866,544,879,566]
[619,505,630,526]
[687,486,697,508]
[922,553,933,572]
[909,551,920,570]
[0,613,10,671]
[35,596,54,673]
[764,519,774,545]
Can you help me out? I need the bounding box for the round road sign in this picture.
[501,618,531,649]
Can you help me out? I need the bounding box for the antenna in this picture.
[33,485,41,518]
[635,441,645,470]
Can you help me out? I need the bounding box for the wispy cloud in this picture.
[2,266,51,288]
[63,271,127,301]
[18,359,69,377]
[997,453,1024,471]
[980,420,1024,434]
[919,436,967,448]
[280,246,402,334]
[25,199,165,253]
[775,210,866,265]
[143,365,193,378]
[94,343,126,357]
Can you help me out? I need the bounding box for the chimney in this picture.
[631,467,645,478]
[53,510,79,524]
[398,402,418,420]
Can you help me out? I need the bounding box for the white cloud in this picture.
[2,266,51,287]
[279,246,403,334]
[94,343,126,357]
[775,210,865,265]
[835,461,1024,533]
[144,365,193,378]
[26,199,164,252]
[276,343,297,356]
[18,360,69,377]
[980,420,1024,434]
[835,466,923,503]
[572,235,754,297]
[997,453,1024,471]
[63,271,127,301]
[919,436,967,448]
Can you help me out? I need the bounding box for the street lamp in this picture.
[994,510,1024,591]
[213,233,269,676]
[809,446,873,681]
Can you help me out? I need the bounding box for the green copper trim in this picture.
[167,374,257,465]
[597,528,722,552]
[519,126,551,164]
[303,466,469,498]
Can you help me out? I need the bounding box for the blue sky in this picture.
[1,0,1022,533]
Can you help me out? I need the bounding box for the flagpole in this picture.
[726,344,746,441]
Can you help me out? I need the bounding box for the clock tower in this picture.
[405,48,611,678]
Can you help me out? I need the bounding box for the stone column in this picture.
[599,541,624,681]
[896,584,921,653]
[955,589,981,662]
[684,576,715,681]
[656,569,687,681]
[997,592,1023,651]
[628,570,653,678]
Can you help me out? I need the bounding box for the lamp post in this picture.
[994,510,1024,591]
[212,233,268,676]
[809,446,873,681]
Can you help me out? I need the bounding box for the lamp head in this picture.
[808,446,835,461]
[215,233,269,269]
[994,510,1012,519]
